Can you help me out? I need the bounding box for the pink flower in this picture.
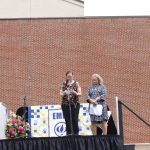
[11,130,16,135]
[14,123,18,128]
[12,118,17,124]
[18,126,25,133]
[8,128,14,134]
[6,133,11,138]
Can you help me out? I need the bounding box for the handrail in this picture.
[73,0,84,4]
[115,97,150,143]
[62,0,84,7]
[119,100,150,127]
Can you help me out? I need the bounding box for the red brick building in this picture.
[0,17,150,143]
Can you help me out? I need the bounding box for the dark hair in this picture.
[66,71,73,76]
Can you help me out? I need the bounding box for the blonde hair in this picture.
[91,74,103,85]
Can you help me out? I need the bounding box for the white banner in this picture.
[48,109,66,137]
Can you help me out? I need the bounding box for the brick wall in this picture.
[0,18,150,143]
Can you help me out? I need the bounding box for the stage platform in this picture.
[0,135,124,150]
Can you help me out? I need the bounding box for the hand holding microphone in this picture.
[63,90,68,95]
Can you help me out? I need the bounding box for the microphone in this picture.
[66,80,70,87]
[68,80,70,87]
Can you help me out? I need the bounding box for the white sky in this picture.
[84,0,150,16]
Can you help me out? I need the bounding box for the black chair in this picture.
[16,107,28,122]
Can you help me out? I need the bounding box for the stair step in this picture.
[124,143,150,150]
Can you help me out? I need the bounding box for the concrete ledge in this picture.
[125,143,150,150]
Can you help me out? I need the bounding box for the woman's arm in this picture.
[86,86,95,104]
[60,89,66,97]
[96,84,107,102]
[100,84,107,100]
[60,83,66,97]
[86,86,91,103]
[71,82,81,96]
[76,82,81,96]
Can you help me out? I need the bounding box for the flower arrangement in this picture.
[5,112,30,139]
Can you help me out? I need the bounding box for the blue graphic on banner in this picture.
[54,122,66,136]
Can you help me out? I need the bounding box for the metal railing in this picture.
[115,96,150,143]
[73,0,84,4]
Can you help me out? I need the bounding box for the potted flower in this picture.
[5,112,30,139]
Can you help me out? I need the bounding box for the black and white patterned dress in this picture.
[86,84,109,122]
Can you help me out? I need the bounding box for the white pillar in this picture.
[115,96,120,135]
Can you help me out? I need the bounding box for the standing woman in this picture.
[86,74,108,135]
[60,71,81,135]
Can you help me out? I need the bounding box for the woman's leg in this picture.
[91,121,97,135]
[101,101,108,135]
[71,103,80,134]
[61,104,71,135]
[101,121,107,135]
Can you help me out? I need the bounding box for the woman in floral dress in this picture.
[86,74,108,135]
